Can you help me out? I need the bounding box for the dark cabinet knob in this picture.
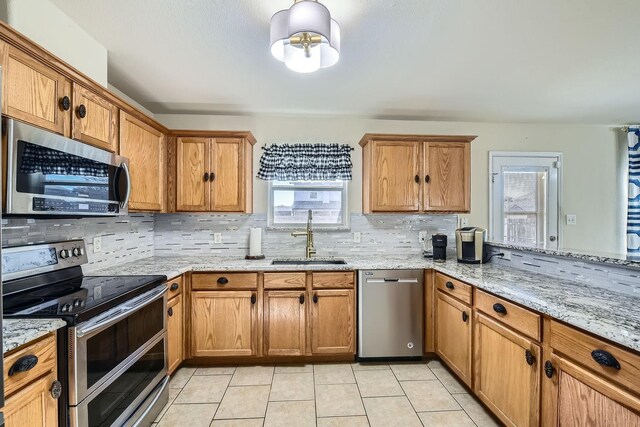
[217,277,229,285]
[50,380,62,399]
[591,349,621,370]
[167,307,173,317]
[525,349,536,366]
[251,294,257,305]
[313,294,318,304]
[299,294,305,304]
[204,172,210,182]
[425,175,430,183]
[170,283,179,291]
[462,311,469,322]
[445,281,455,290]
[492,303,507,315]
[414,175,420,183]
[59,96,71,111]
[76,104,87,118]
[544,360,555,378]
[8,355,38,376]
[210,172,216,181]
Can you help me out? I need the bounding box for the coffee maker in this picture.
[455,227,487,264]
[432,234,448,263]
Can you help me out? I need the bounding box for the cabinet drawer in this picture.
[4,333,57,397]
[167,275,183,299]
[312,272,355,289]
[192,273,258,290]
[435,272,472,304]
[264,272,306,289]
[475,290,541,341]
[550,320,640,393]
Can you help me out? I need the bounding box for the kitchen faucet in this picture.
[291,209,316,259]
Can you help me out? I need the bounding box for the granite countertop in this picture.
[89,255,640,353]
[3,318,67,354]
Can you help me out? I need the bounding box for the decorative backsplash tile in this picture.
[1,214,155,273]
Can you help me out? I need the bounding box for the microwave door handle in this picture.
[119,162,132,209]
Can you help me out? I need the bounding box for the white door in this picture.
[490,153,561,249]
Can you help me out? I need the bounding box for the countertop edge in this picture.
[3,318,67,355]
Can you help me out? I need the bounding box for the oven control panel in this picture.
[2,239,89,281]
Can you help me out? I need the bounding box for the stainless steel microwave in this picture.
[3,118,131,216]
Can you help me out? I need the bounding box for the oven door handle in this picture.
[130,375,170,427]
[76,285,167,338]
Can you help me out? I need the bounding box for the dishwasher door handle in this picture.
[365,278,419,284]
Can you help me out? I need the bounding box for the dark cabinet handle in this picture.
[50,380,62,399]
[425,175,430,183]
[170,283,179,291]
[462,311,468,322]
[251,294,257,304]
[313,294,318,304]
[210,172,216,181]
[445,281,455,290]
[217,277,229,285]
[591,349,621,370]
[59,96,71,111]
[492,303,507,315]
[8,355,38,376]
[525,349,536,366]
[167,307,173,317]
[414,175,420,183]
[76,104,87,118]
[299,294,305,304]
[544,360,555,378]
[204,172,210,182]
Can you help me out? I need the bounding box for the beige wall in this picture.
[0,0,108,86]
[157,114,625,254]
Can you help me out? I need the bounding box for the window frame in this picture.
[267,180,350,231]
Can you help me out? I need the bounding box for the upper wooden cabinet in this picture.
[175,133,255,213]
[119,111,165,211]
[71,83,118,152]
[0,40,71,136]
[360,134,475,213]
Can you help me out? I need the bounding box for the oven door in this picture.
[68,285,167,406]
[4,117,130,216]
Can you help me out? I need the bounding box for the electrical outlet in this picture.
[502,250,511,261]
[93,236,102,253]
[461,217,469,227]
[418,231,428,242]
[214,233,222,244]
[353,232,361,243]
[566,214,577,226]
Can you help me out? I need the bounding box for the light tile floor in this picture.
[153,360,501,427]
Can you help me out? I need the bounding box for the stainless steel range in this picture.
[2,240,168,427]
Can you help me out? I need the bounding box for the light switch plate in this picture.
[418,231,428,242]
[460,217,469,227]
[214,233,222,244]
[566,214,577,226]
[353,232,361,243]
[93,236,102,253]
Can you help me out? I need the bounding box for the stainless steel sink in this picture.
[271,258,347,265]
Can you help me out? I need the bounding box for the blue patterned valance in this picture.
[257,143,353,181]
[627,126,640,255]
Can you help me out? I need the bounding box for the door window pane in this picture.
[502,169,548,245]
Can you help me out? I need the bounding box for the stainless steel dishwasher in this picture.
[357,270,424,360]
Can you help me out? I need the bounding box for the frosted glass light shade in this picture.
[269,0,340,73]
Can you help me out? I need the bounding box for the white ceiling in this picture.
[51,0,640,124]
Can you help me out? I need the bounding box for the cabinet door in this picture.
[191,291,257,357]
[167,294,183,374]
[0,41,71,136]
[176,137,210,211]
[436,291,472,386]
[119,111,165,211]
[423,142,470,212]
[4,371,58,427]
[211,138,245,212]
[264,290,307,356]
[311,289,355,354]
[369,141,421,212]
[545,354,640,427]
[71,83,118,152]
[474,313,541,427]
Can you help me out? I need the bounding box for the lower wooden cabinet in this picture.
[191,291,257,357]
[435,290,472,386]
[474,313,541,427]
[263,290,307,356]
[167,293,184,374]
[4,371,58,427]
[310,289,355,354]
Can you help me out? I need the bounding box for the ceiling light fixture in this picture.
[270,0,340,73]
